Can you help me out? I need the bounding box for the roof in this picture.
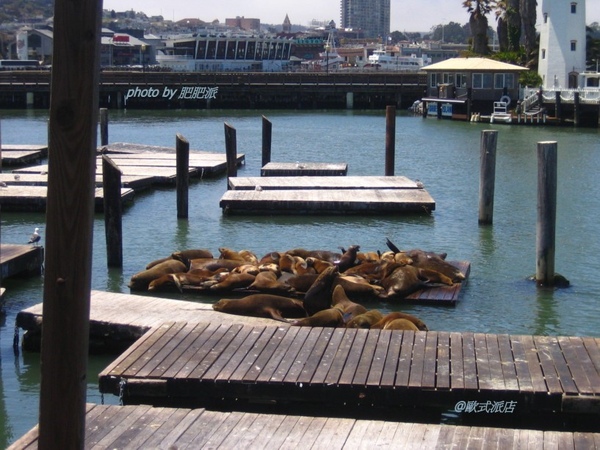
[422,57,528,72]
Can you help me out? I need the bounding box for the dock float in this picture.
[0,144,47,166]
[0,244,44,279]
[221,176,434,214]
[8,403,600,449]
[98,320,600,419]
[261,162,348,176]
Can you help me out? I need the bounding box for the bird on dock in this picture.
[28,228,41,246]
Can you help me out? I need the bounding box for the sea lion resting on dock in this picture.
[213,294,307,322]
[129,259,188,291]
[371,311,428,331]
[291,306,345,327]
[345,310,384,329]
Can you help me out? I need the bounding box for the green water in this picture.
[1,108,599,445]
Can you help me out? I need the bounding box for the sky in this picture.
[101,0,600,33]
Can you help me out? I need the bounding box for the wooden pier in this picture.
[98,320,600,419]
[8,403,600,449]
[0,144,47,166]
[0,244,44,279]
[0,143,244,212]
[221,175,435,215]
[261,162,348,177]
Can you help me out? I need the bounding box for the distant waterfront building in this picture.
[282,14,292,33]
[225,17,260,32]
[340,0,390,39]
[538,0,586,89]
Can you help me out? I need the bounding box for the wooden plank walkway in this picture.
[261,162,348,176]
[0,145,48,166]
[221,175,435,215]
[0,244,44,279]
[1,142,244,212]
[8,403,600,449]
[98,321,600,417]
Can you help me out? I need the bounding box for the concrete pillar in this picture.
[346,92,354,109]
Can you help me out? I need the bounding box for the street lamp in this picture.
[325,44,330,75]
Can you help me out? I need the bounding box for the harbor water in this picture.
[1,108,599,445]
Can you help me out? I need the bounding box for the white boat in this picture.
[490,99,513,124]
[364,47,431,72]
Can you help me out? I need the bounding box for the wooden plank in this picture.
[267,326,312,383]
[261,162,348,176]
[536,336,579,394]
[533,335,565,394]
[296,327,335,385]
[436,331,451,389]
[229,325,280,381]
[230,175,418,190]
[104,406,170,449]
[497,333,520,391]
[485,333,508,390]
[558,336,600,395]
[352,328,381,386]
[191,411,246,448]
[309,328,347,385]
[407,330,426,387]
[509,334,535,393]
[279,416,328,449]
[365,328,392,386]
[422,331,438,388]
[255,326,301,383]
[380,330,403,387]
[450,331,465,390]
[338,328,369,385]
[473,332,493,390]
[243,326,290,382]
[284,327,327,384]
[324,328,358,385]
[462,332,479,390]
[208,325,264,382]
[516,335,548,393]
[87,404,153,448]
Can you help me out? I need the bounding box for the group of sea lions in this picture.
[128,238,466,329]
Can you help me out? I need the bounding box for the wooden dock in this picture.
[0,244,44,279]
[98,320,600,418]
[0,142,244,212]
[8,403,600,449]
[221,176,435,215]
[261,162,348,176]
[0,144,48,166]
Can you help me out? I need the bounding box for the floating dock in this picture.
[0,244,44,279]
[8,403,600,449]
[98,320,600,419]
[221,175,435,215]
[261,162,348,176]
[0,144,48,166]
[0,143,244,212]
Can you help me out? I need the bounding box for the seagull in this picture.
[28,228,41,246]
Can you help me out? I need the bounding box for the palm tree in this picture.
[520,0,537,67]
[462,0,494,55]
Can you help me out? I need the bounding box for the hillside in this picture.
[0,0,54,24]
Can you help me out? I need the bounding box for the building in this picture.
[225,17,260,32]
[538,0,587,89]
[340,0,390,39]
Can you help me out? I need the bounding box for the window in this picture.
[442,72,453,84]
[472,73,493,89]
[571,3,577,14]
[571,41,577,51]
[430,73,438,87]
[494,73,515,89]
[544,13,548,23]
[541,49,546,59]
[455,73,467,88]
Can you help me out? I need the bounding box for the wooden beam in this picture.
[38,0,102,448]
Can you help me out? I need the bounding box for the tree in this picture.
[389,31,408,43]
[462,0,494,55]
[430,22,470,44]
[587,26,600,71]
[520,0,537,67]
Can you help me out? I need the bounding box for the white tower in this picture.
[538,0,587,89]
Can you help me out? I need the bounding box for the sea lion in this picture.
[247,270,296,295]
[291,306,345,327]
[332,276,384,301]
[145,249,214,269]
[293,258,316,275]
[337,244,360,273]
[129,259,188,291]
[380,265,453,299]
[218,247,248,262]
[208,272,256,291]
[371,311,429,331]
[213,294,307,322]
[284,273,319,294]
[188,258,245,272]
[406,249,465,283]
[346,309,384,329]
[303,265,339,316]
[286,248,342,263]
[306,257,335,274]
[383,318,419,331]
[330,284,367,320]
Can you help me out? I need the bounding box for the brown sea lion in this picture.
[337,244,360,273]
[286,249,342,263]
[291,306,345,327]
[212,294,307,322]
[306,257,335,274]
[371,311,429,331]
[284,273,319,294]
[208,272,256,291]
[293,257,316,275]
[303,265,339,316]
[129,259,188,291]
[188,258,245,272]
[380,265,453,299]
[406,249,465,283]
[346,309,384,329]
[247,270,296,295]
[218,247,248,262]
[383,318,419,331]
[330,285,367,320]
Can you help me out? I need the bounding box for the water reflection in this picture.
[533,287,561,336]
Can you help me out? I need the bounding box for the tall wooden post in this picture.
[224,122,237,187]
[102,155,123,267]
[261,115,272,168]
[385,105,396,176]
[39,0,102,448]
[536,141,557,286]
[176,133,189,219]
[100,107,109,146]
[478,130,498,224]
[573,92,580,127]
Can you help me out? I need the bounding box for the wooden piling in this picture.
[224,122,237,184]
[536,141,557,286]
[385,105,395,176]
[478,130,498,224]
[261,115,272,167]
[176,133,189,219]
[38,0,102,447]
[574,92,580,127]
[102,155,123,267]
[100,107,108,146]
